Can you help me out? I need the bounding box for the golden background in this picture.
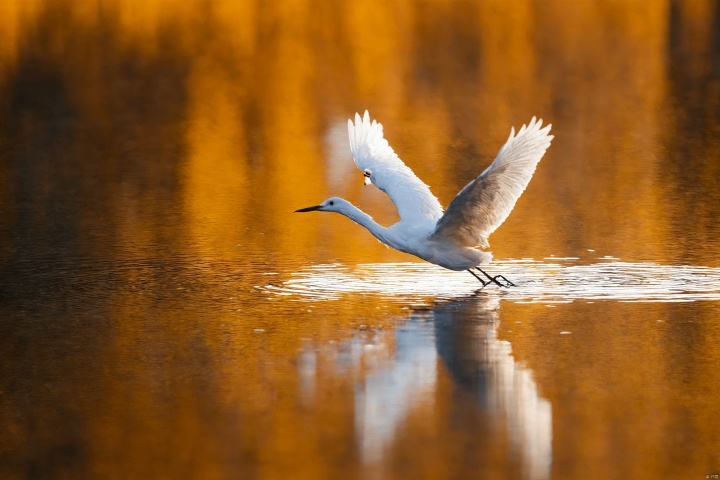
[0,1,718,478]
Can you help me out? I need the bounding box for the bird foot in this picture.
[491,274,515,287]
[468,268,515,288]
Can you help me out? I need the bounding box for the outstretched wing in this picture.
[430,117,553,248]
[348,111,443,222]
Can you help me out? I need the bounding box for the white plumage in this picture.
[347,111,443,222]
[296,110,554,287]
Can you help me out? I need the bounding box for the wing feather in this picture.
[431,117,553,248]
[348,111,443,222]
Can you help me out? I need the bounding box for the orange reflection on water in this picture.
[0,0,719,479]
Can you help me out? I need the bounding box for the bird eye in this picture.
[329,200,335,206]
[363,170,372,177]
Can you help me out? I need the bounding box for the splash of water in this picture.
[264,259,720,304]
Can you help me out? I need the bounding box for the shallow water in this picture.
[1,1,720,479]
[269,260,720,303]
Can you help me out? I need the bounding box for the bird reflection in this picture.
[351,294,552,479]
[354,313,438,466]
[434,295,552,480]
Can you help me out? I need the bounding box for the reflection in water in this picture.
[354,315,437,467]
[313,296,551,478]
[434,296,552,480]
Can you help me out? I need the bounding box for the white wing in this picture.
[431,117,553,248]
[348,111,443,222]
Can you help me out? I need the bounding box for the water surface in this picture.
[1,1,719,479]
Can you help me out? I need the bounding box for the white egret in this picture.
[296,111,553,287]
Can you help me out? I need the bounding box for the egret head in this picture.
[294,197,349,214]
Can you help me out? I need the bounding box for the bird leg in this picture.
[467,269,491,288]
[474,267,515,287]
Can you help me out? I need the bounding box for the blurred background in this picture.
[0,1,719,479]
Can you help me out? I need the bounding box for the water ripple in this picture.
[264,259,720,304]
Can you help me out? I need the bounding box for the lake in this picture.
[1,1,719,479]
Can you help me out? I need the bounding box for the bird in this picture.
[295,111,553,287]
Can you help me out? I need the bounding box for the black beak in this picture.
[294,205,322,213]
